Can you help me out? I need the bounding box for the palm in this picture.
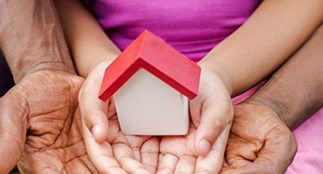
[158,122,229,174]
[221,102,297,173]
[83,115,160,174]
[20,109,97,173]
[158,124,198,173]
[2,70,97,173]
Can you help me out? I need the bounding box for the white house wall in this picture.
[114,68,189,135]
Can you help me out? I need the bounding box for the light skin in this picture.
[77,61,231,173]
[222,24,323,173]
[54,0,323,172]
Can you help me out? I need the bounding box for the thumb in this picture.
[222,133,297,174]
[0,91,27,173]
[191,93,233,157]
[79,64,113,144]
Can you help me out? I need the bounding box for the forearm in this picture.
[54,0,120,77]
[0,0,75,83]
[248,24,323,130]
[199,0,323,96]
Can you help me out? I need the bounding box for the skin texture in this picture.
[0,1,75,82]
[0,1,98,173]
[0,71,100,173]
[221,102,297,174]
[222,24,323,173]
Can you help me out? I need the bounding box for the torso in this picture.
[85,0,261,61]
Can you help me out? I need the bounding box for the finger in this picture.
[82,119,127,174]
[174,155,196,174]
[141,137,160,173]
[242,130,297,173]
[223,129,297,174]
[157,154,179,174]
[113,143,151,174]
[195,124,230,174]
[79,65,110,143]
[133,147,141,161]
[225,134,257,168]
[0,93,27,174]
[191,92,233,156]
[221,159,282,174]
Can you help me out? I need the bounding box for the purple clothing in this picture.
[85,0,261,61]
[84,1,323,173]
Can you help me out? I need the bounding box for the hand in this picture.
[190,67,233,156]
[155,68,233,173]
[158,123,230,174]
[79,61,159,173]
[221,101,297,174]
[0,70,99,173]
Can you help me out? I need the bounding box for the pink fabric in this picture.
[85,0,323,172]
[85,0,261,62]
[234,86,323,174]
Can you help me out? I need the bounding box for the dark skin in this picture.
[222,24,323,173]
[222,102,297,174]
[0,1,98,173]
[0,71,99,173]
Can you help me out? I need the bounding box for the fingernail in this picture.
[199,139,211,155]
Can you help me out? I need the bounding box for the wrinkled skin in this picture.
[221,102,297,174]
[0,70,98,173]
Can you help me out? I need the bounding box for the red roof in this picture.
[98,30,201,101]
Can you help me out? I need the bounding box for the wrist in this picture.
[246,91,291,128]
[80,54,118,78]
[12,60,75,83]
[198,61,234,97]
[0,0,76,82]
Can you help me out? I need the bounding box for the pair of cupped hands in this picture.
[0,61,296,174]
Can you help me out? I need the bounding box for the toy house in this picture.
[98,30,201,135]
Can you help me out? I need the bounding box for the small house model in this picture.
[99,30,201,135]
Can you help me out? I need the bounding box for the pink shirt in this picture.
[84,0,260,61]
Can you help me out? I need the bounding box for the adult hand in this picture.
[79,61,160,173]
[221,101,297,174]
[0,70,100,173]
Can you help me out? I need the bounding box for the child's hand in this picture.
[158,122,230,173]
[156,68,233,173]
[190,67,233,156]
[79,61,113,143]
[79,61,159,173]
